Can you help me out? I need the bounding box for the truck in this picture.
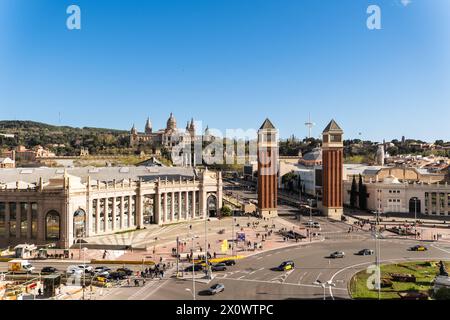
[8,260,35,274]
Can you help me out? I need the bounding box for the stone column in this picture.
[163,193,168,224]
[104,198,108,232]
[128,196,132,227]
[120,196,125,229]
[155,192,161,225]
[5,202,10,241]
[185,191,189,221]
[171,191,175,222]
[112,197,117,231]
[200,190,207,219]
[192,191,196,219]
[96,199,100,234]
[27,203,32,240]
[37,204,45,242]
[178,191,182,221]
[16,202,21,239]
[136,188,144,229]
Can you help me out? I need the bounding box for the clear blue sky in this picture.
[0,0,449,142]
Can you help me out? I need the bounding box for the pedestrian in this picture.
[70,253,74,260]
[38,288,42,296]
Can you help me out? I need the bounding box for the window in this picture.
[73,209,86,238]
[46,211,60,240]
[123,197,129,228]
[131,196,136,226]
[440,193,446,215]
[9,203,17,237]
[195,191,200,217]
[92,199,98,232]
[116,197,122,227]
[108,198,113,230]
[99,199,105,231]
[0,203,5,237]
[31,203,38,239]
[20,203,28,238]
[330,134,341,142]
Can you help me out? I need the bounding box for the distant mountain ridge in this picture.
[0,120,127,134]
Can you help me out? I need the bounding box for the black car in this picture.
[224,260,236,266]
[184,264,204,272]
[357,249,374,256]
[211,263,227,272]
[116,268,133,276]
[41,267,58,274]
[108,272,127,280]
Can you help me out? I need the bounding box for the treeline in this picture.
[0,120,134,156]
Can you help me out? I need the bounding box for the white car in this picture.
[66,266,84,276]
[77,265,94,273]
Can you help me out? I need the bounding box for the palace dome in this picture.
[166,113,177,131]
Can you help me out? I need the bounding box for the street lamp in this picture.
[413,198,419,239]
[374,210,382,300]
[313,280,336,300]
[190,233,196,301]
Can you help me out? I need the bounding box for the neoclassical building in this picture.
[344,164,450,216]
[130,113,206,150]
[0,166,223,248]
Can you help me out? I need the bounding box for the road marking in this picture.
[220,276,347,291]
[249,268,264,275]
[314,272,322,283]
[432,244,450,255]
[298,272,308,285]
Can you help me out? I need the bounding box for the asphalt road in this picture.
[3,217,450,300]
[150,219,450,300]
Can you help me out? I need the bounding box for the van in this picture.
[8,260,35,274]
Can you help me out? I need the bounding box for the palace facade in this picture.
[130,113,212,150]
[0,166,223,248]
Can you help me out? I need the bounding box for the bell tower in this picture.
[257,118,278,219]
[322,119,344,220]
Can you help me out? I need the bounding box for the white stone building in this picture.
[0,166,223,248]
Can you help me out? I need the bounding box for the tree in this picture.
[350,176,358,208]
[220,206,232,217]
[358,174,368,210]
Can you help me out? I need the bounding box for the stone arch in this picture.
[73,208,86,238]
[207,194,218,218]
[45,210,61,241]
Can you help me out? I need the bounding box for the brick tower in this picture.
[257,118,278,219]
[322,119,344,220]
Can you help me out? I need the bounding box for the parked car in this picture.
[207,283,225,295]
[223,260,236,266]
[94,266,112,276]
[108,272,127,280]
[77,265,94,273]
[41,266,58,274]
[330,251,345,259]
[66,266,83,276]
[116,268,133,276]
[410,245,428,252]
[211,263,227,272]
[277,261,295,271]
[357,249,374,256]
